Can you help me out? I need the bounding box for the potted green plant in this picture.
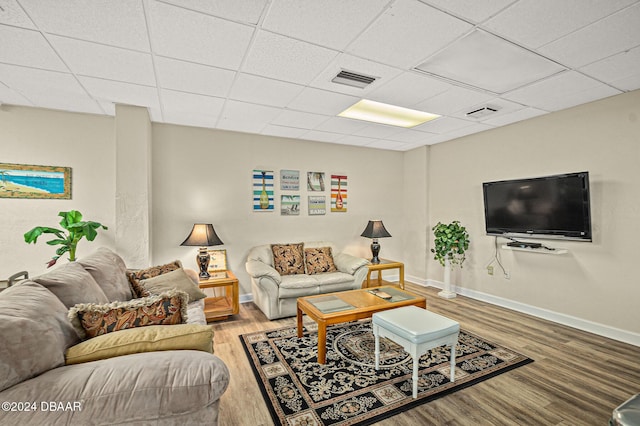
[24,210,108,268]
[431,220,470,299]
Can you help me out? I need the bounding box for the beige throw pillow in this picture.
[65,324,214,365]
[305,247,338,274]
[271,243,305,275]
[139,268,206,302]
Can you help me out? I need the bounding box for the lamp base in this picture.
[370,240,381,264]
[197,248,211,279]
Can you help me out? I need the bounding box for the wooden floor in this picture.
[212,283,640,425]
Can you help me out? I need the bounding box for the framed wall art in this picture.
[308,196,326,215]
[280,170,299,190]
[0,163,72,199]
[252,169,274,211]
[331,174,347,212]
[207,249,227,272]
[307,171,325,191]
[281,195,300,215]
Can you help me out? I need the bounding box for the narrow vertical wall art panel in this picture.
[253,170,274,211]
[331,174,347,212]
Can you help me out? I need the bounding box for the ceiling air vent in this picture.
[331,70,377,89]
[466,105,500,119]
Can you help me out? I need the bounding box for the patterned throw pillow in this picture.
[127,260,183,298]
[68,290,188,340]
[305,247,338,274]
[271,243,305,275]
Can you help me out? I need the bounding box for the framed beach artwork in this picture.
[280,170,299,191]
[308,196,326,215]
[307,172,325,191]
[252,170,274,211]
[207,249,227,273]
[0,163,71,199]
[331,174,347,212]
[281,195,300,215]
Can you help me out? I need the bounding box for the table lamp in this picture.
[180,223,223,279]
[360,220,391,264]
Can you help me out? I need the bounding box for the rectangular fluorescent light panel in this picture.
[338,99,440,128]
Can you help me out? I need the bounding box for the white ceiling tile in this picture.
[386,129,436,144]
[161,89,225,129]
[504,71,623,111]
[421,0,517,23]
[271,109,329,129]
[148,1,253,69]
[0,0,36,29]
[287,87,359,116]
[0,81,32,106]
[415,30,566,94]
[352,122,404,138]
[580,46,640,91]
[367,71,451,107]
[365,139,409,150]
[156,57,236,97]
[0,26,66,71]
[243,31,338,85]
[261,124,309,139]
[220,100,281,124]
[414,116,474,133]
[347,0,473,68]
[308,53,403,97]
[79,76,160,110]
[229,73,304,107]
[539,3,640,68]
[159,0,268,24]
[482,107,548,126]
[263,0,390,50]
[314,117,368,134]
[332,135,379,146]
[0,64,101,113]
[415,86,494,115]
[605,74,640,92]
[19,0,149,51]
[443,122,494,139]
[300,130,343,143]
[484,0,637,49]
[49,36,155,85]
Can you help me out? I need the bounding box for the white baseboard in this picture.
[240,293,253,304]
[413,278,640,347]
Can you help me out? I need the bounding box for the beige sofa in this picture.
[246,241,369,319]
[0,247,229,425]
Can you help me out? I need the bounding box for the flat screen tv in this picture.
[483,172,592,241]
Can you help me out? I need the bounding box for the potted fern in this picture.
[431,220,470,299]
[24,210,108,267]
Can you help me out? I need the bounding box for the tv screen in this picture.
[483,172,592,241]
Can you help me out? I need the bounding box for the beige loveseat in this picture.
[0,247,229,425]
[246,241,369,319]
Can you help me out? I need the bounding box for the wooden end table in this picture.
[365,259,404,289]
[297,286,426,364]
[198,270,239,322]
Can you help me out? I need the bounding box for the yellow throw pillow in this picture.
[65,324,214,365]
[139,268,206,302]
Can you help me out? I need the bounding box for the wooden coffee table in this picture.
[296,286,426,364]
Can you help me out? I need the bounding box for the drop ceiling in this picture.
[1,0,639,151]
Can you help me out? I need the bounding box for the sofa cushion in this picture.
[65,324,214,365]
[68,290,188,339]
[138,267,206,302]
[0,350,230,424]
[78,247,133,301]
[127,260,182,298]
[0,281,80,392]
[271,243,305,275]
[305,246,337,274]
[33,261,109,308]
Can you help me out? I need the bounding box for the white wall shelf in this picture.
[501,244,568,255]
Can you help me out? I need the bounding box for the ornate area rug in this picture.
[240,319,533,426]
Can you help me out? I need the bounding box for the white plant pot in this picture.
[438,258,457,299]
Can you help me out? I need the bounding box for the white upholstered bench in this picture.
[372,305,460,398]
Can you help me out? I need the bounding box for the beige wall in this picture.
[426,90,640,336]
[0,106,116,278]
[150,124,406,295]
